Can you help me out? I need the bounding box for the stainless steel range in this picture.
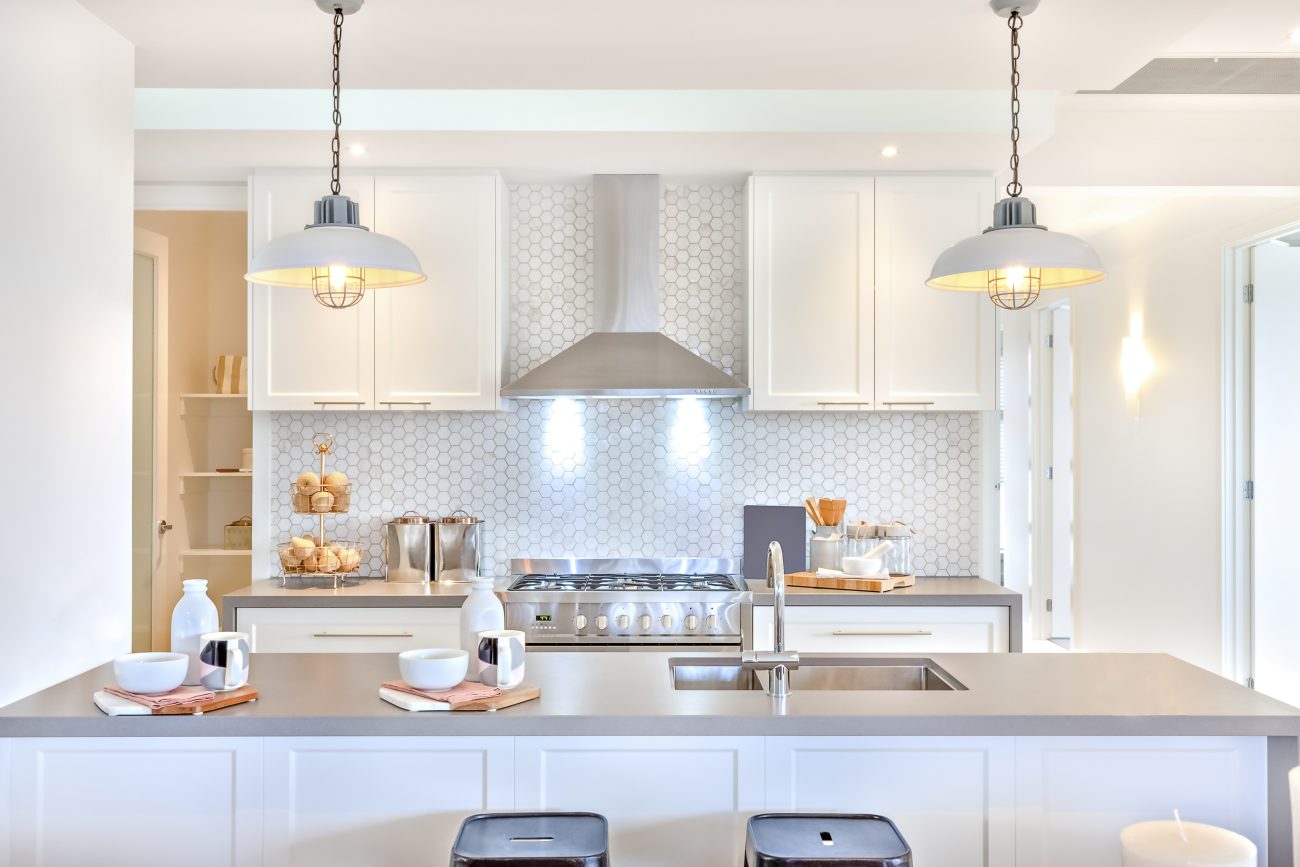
[504,558,747,650]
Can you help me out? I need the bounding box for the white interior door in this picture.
[1049,305,1074,641]
[1249,242,1300,706]
[133,227,168,652]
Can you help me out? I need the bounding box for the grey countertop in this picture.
[747,576,1021,607]
[3,650,1297,739]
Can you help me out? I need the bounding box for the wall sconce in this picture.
[1121,315,1154,413]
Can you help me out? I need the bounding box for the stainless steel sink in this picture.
[668,656,967,691]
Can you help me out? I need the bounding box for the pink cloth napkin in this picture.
[103,686,215,711]
[382,680,501,706]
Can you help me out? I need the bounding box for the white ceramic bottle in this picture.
[459,577,504,682]
[171,578,220,685]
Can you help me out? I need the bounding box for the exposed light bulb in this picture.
[880,145,899,158]
[1004,266,1028,287]
[349,144,367,156]
[328,264,348,291]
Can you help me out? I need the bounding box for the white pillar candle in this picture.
[1121,820,1256,867]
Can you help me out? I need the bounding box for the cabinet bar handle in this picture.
[816,401,872,406]
[831,629,933,636]
[380,401,433,406]
[312,630,415,638]
[882,401,936,406]
[313,401,366,407]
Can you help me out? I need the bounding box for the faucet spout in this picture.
[741,540,797,698]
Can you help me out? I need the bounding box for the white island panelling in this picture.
[514,736,765,867]
[752,605,1010,653]
[7,738,263,867]
[262,737,514,867]
[765,737,1016,867]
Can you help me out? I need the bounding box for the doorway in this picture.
[1236,236,1300,703]
[132,228,169,652]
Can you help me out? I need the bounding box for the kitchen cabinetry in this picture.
[747,174,996,412]
[248,171,506,411]
[236,606,460,653]
[262,737,514,867]
[751,605,1010,653]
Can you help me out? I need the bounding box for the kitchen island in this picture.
[1,651,1296,866]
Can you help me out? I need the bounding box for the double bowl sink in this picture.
[669,655,967,692]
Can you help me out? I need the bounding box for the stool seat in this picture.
[745,814,912,867]
[451,812,610,867]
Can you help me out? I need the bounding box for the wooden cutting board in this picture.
[94,685,259,716]
[379,683,541,713]
[785,571,896,593]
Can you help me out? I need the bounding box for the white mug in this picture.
[477,629,525,690]
[198,631,250,692]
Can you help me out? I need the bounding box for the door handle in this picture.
[158,519,174,535]
[816,401,872,407]
[313,401,366,408]
[380,400,432,407]
[831,630,933,636]
[312,631,415,638]
[882,401,936,407]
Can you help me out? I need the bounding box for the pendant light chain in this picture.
[1006,10,1024,199]
[330,8,344,196]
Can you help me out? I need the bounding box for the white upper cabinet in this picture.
[748,176,876,411]
[747,174,996,412]
[875,176,996,411]
[249,171,505,412]
[372,175,505,411]
[249,173,376,411]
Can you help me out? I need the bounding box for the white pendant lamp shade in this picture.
[927,224,1106,292]
[245,224,426,290]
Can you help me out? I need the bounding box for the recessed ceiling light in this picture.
[881,145,899,158]
[348,144,367,156]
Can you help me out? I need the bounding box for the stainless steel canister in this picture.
[384,512,433,583]
[433,511,484,583]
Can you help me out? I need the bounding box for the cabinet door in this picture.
[752,605,1008,653]
[515,736,765,867]
[749,176,875,411]
[765,736,1016,867]
[7,737,263,866]
[263,736,514,867]
[249,173,376,411]
[875,176,996,411]
[236,606,461,653]
[373,175,504,411]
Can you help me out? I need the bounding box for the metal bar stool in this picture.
[451,812,610,866]
[744,814,912,867]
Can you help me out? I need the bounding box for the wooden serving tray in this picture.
[380,683,541,713]
[94,685,259,716]
[786,571,896,593]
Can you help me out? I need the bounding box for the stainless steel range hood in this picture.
[501,174,749,399]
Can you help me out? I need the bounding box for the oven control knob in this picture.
[685,614,699,630]
[639,614,652,632]
[596,615,609,630]
[661,614,673,629]
[705,614,719,630]
[574,613,588,630]
[617,614,630,630]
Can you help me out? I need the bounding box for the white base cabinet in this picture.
[0,734,1269,867]
[751,605,1010,653]
[235,606,460,653]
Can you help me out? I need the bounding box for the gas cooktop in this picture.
[509,573,744,593]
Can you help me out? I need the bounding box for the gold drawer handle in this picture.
[882,401,936,406]
[312,630,415,638]
[816,401,872,406]
[831,629,933,636]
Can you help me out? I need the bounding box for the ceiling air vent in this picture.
[1090,57,1300,95]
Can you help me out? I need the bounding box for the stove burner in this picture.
[509,573,743,592]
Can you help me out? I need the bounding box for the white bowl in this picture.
[113,652,189,695]
[841,556,884,576]
[399,648,469,691]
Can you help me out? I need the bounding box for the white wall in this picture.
[0,1,134,706]
[1039,193,1300,672]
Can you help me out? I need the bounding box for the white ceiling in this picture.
[85,0,1227,92]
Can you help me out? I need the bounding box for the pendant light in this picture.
[927,0,1104,310]
[244,0,425,309]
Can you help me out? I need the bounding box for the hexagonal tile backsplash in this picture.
[269,183,981,577]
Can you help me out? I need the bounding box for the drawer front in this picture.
[752,606,1008,653]
[236,607,461,653]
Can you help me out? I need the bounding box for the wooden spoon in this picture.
[804,497,824,525]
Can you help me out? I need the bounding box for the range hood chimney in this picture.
[500,174,750,399]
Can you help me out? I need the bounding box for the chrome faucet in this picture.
[742,540,800,697]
